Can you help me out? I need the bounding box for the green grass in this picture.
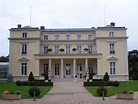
[0,82,52,99]
[85,81,138,97]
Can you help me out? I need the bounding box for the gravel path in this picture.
[0,79,138,104]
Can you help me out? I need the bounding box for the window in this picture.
[21,44,27,54]
[88,46,93,53]
[110,62,116,74]
[55,64,59,75]
[55,35,59,40]
[44,64,48,73]
[55,46,59,54]
[22,33,27,38]
[88,35,92,40]
[21,63,27,75]
[44,46,48,54]
[66,46,70,54]
[109,43,115,54]
[0,67,8,79]
[109,32,114,37]
[88,63,93,73]
[77,46,81,54]
[44,35,48,40]
[66,35,70,40]
[77,35,81,40]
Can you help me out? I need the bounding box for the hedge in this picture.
[21,81,53,86]
[83,81,119,87]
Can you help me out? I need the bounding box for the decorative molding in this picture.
[107,56,118,61]
[18,57,29,61]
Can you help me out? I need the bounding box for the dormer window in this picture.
[22,33,27,38]
[109,32,114,37]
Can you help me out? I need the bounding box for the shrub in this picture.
[16,80,22,86]
[97,87,107,96]
[16,91,21,95]
[92,79,103,82]
[21,81,53,86]
[89,72,93,79]
[29,87,40,97]
[28,71,34,81]
[44,71,48,80]
[3,91,9,94]
[113,81,120,87]
[103,72,109,81]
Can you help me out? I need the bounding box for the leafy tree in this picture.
[28,71,34,81]
[0,56,9,62]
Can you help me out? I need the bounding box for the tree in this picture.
[28,71,34,81]
[103,72,109,81]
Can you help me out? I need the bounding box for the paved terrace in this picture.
[0,78,138,104]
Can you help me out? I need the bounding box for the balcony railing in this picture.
[43,51,97,55]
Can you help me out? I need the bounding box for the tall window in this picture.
[22,44,27,54]
[109,43,115,54]
[44,35,48,40]
[66,46,70,54]
[22,33,27,38]
[55,64,59,75]
[77,35,81,40]
[109,32,114,37]
[88,35,92,40]
[110,62,116,74]
[88,63,93,73]
[44,46,48,54]
[44,64,48,73]
[77,46,81,54]
[88,46,93,53]
[55,35,59,40]
[55,46,59,54]
[21,63,27,75]
[0,66,8,79]
[66,35,70,40]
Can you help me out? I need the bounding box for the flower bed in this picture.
[116,91,134,100]
[2,91,21,100]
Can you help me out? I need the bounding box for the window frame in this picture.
[21,62,27,75]
[109,32,114,37]
[44,35,48,40]
[110,62,116,75]
[21,44,27,55]
[66,35,70,40]
[55,35,59,40]
[109,43,115,54]
[77,35,81,40]
[88,35,93,40]
[22,32,27,38]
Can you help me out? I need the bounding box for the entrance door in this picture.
[65,63,71,78]
[54,63,60,78]
[77,63,82,78]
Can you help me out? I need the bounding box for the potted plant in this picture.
[2,91,21,100]
[116,90,134,100]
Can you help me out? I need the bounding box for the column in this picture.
[97,58,101,75]
[49,59,51,79]
[73,59,76,78]
[61,59,64,78]
[85,58,89,81]
[36,59,39,76]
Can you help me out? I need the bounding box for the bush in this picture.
[103,72,109,81]
[92,79,103,82]
[28,71,34,81]
[29,87,40,97]
[113,81,120,87]
[97,87,107,96]
[44,71,48,80]
[21,81,53,86]
[89,72,93,79]
[16,80,22,86]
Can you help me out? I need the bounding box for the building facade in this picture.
[9,23,129,81]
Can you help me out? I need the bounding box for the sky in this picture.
[0,0,138,56]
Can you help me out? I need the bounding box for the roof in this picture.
[42,28,96,32]
[10,26,39,31]
[97,25,126,29]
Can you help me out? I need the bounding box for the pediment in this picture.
[18,57,29,61]
[107,56,118,61]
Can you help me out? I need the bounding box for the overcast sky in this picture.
[0,0,138,56]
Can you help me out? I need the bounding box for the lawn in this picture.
[85,81,138,97]
[0,82,52,99]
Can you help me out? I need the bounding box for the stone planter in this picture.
[116,93,134,100]
[2,94,21,100]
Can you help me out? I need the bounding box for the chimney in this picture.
[40,26,45,30]
[110,22,115,26]
[17,24,21,28]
